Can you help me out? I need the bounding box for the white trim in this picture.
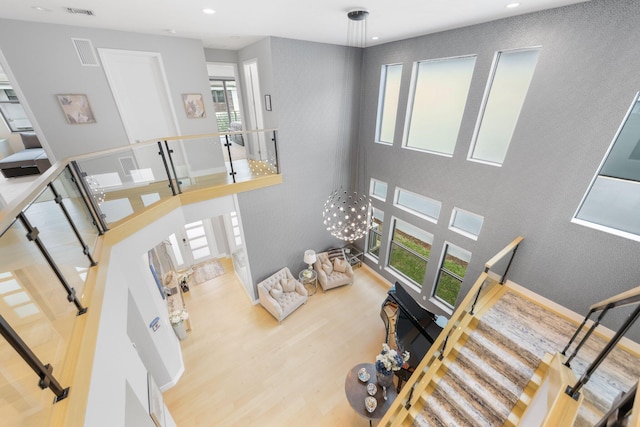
[160,355,184,391]
[571,217,640,244]
[431,241,472,310]
[448,207,483,241]
[393,186,441,223]
[375,63,403,145]
[428,296,454,315]
[384,266,422,293]
[400,144,454,158]
[369,177,388,201]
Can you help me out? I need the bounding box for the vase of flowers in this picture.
[169,309,189,340]
[375,343,410,389]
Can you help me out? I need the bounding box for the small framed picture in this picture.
[182,93,206,118]
[264,94,272,111]
[57,94,96,124]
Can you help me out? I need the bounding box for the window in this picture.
[370,178,388,201]
[387,218,433,286]
[574,93,640,240]
[367,207,384,259]
[433,243,471,308]
[394,188,441,223]
[449,208,484,240]
[469,48,541,165]
[403,55,476,156]
[375,64,403,144]
[0,86,33,132]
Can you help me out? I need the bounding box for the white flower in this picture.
[375,343,410,373]
[169,309,189,325]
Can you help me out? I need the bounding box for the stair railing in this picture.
[562,286,640,400]
[594,379,638,427]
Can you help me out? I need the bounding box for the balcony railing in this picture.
[0,128,279,426]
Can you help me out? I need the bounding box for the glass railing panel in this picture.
[22,186,92,298]
[0,220,76,426]
[240,130,278,181]
[168,136,232,191]
[51,167,100,256]
[74,143,174,225]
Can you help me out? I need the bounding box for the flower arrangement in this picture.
[169,309,189,325]
[375,343,410,375]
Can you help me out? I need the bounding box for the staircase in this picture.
[383,286,640,427]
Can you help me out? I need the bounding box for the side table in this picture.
[299,269,317,296]
[345,363,397,426]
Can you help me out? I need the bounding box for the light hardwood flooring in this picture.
[164,258,392,426]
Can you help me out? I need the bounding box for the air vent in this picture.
[66,7,95,16]
[71,38,100,67]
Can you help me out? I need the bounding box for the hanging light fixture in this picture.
[322,9,371,243]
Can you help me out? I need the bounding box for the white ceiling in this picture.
[0,0,589,50]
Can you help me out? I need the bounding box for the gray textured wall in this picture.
[358,0,640,334]
[0,19,218,160]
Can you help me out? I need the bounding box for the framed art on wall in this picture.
[57,94,96,124]
[182,93,206,118]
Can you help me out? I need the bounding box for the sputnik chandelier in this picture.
[323,9,371,243]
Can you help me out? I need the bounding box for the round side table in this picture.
[345,363,397,426]
[299,269,317,296]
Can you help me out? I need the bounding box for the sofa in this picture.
[314,248,354,292]
[0,132,50,178]
[257,267,308,323]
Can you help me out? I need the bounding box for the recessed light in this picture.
[506,2,520,8]
[371,36,379,41]
[165,29,177,34]
[32,6,52,12]
[202,8,216,14]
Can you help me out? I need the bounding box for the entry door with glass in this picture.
[168,220,217,269]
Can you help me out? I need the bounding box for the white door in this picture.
[168,220,219,269]
[98,49,186,184]
[242,60,266,160]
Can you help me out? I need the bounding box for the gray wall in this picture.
[0,19,218,160]
[358,0,640,332]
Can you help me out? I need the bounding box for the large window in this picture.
[574,93,640,240]
[433,243,471,308]
[375,64,403,144]
[403,55,476,156]
[394,187,441,223]
[449,207,484,240]
[367,207,384,259]
[0,86,33,132]
[468,48,541,165]
[387,218,433,287]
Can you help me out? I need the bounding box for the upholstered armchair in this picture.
[257,267,308,323]
[314,249,354,292]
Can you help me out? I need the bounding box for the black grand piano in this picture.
[380,282,446,390]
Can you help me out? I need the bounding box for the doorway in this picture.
[242,60,267,161]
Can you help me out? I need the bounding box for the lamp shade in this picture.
[303,250,317,265]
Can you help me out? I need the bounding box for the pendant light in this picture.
[322,9,371,243]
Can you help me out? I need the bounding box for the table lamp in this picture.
[304,250,316,270]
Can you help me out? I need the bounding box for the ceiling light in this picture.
[371,36,379,41]
[202,8,216,14]
[32,6,52,12]
[165,29,177,34]
[506,2,520,8]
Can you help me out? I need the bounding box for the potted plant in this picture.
[169,309,189,340]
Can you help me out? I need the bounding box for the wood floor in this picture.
[163,258,393,426]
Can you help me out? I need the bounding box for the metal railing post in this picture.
[499,243,520,284]
[157,141,177,195]
[163,140,182,194]
[224,134,237,183]
[564,306,611,368]
[561,308,595,357]
[18,212,87,315]
[272,130,279,173]
[0,315,69,402]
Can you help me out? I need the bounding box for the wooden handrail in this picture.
[484,235,524,271]
[141,128,278,143]
[591,285,640,312]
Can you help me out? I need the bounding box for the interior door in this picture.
[242,60,266,160]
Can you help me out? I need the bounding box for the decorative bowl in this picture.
[357,368,370,382]
[367,382,377,396]
[365,396,377,413]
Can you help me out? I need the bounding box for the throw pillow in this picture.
[333,258,347,273]
[282,278,296,292]
[280,278,288,289]
[270,283,283,299]
[322,261,333,275]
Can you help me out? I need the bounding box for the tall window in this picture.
[468,48,541,165]
[394,187,441,223]
[403,55,476,156]
[367,207,384,259]
[370,178,388,201]
[433,243,471,308]
[574,93,640,240]
[387,218,433,287]
[0,86,33,132]
[375,64,403,144]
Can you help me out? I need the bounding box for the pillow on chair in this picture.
[281,278,296,292]
[270,283,283,299]
[322,261,333,275]
[333,258,347,273]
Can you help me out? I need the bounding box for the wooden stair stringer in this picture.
[504,352,553,427]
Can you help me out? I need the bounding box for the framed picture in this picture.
[57,94,96,124]
[148,372,165,427]
[182,93,206,118]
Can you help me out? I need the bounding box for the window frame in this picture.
[365,206,384,260]
[432,242,472,310]
[375,63,403,145]
[369,178,388,202]
[385,217,432,289]
[0,87,34,132]
[394,187,441,224]
[448,207,484,240]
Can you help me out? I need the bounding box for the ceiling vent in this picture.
[71,38,100,67]
[66,7,95,16]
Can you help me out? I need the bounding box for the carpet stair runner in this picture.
[406,289,640,427]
